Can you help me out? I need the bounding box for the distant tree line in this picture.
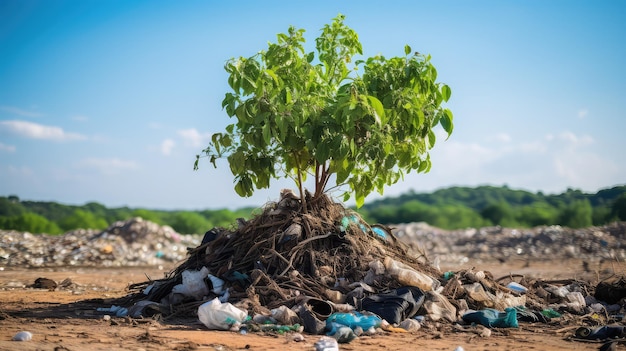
[357,185,626,229]
[1,185,625,234]
[0,195,255,235]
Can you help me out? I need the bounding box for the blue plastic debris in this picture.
[462,307,518,328]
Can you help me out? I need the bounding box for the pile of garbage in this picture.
[395,221,626,266]
[0,217,199,267]
[110,191,625,348]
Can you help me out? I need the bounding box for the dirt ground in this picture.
[0,259,621,351]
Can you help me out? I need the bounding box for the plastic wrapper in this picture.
[198,297,248,330]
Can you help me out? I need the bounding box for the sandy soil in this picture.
[0,260,618,351]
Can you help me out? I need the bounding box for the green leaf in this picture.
[366,95,385,124]
[285,88,292,104]
[235,179,247,197]
[262,122,272,145]
[441,84,451,102]
[441,109,454,137]
[427,129,436,149]
[222,134,232,148]
[355,192,365,208]
[404,44,411,56]
[418,159,428,172]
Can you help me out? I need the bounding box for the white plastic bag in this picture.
[172,266,210,300]
[198,297,247,330]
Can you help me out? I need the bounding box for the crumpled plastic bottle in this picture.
[384,257,437,291]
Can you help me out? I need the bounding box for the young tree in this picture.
[196,14,453,210]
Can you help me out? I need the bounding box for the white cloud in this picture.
[554,131,593,146]
[578,109,588,119]
[161,139,175,156]
[544,132,593,146]
[0,142,16,152]
[553,148,619,189]
[178,128,211,148]
[0,105,43,118]
[0,120,87,141]
[76,157,139,175]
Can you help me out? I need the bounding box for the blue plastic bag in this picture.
[462,307,518,328]
[326,312,381,334]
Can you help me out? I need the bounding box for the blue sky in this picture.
[1,0,624,210]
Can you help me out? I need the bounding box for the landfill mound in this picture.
[112,191,625,346]
[395,221,626,267]
[0,217,198,267]
[122,191,439,308]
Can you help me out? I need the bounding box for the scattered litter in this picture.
[326,312,381,335]
[97,305,128,317]
[574,325,626,340]
[12,331,32,341]
[506,282,527,294]
[29,277,57,290]
[462,307,519,328]
[314,336,339,351]
[197,297,247,331]
[3,192,626,348]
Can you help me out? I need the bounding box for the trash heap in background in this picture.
[110,191,626,347]
[394,221,626,267]
[0,217,198,267]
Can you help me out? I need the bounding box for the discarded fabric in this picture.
[361,286,425,324]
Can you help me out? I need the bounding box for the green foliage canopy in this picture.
[196,15,453,208]
[58,209,109,231]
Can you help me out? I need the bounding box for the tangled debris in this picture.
[111,191,626,346]
[121,191,438,309]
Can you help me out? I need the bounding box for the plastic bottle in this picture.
[384,257,436,291]
[506,282,528,294]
